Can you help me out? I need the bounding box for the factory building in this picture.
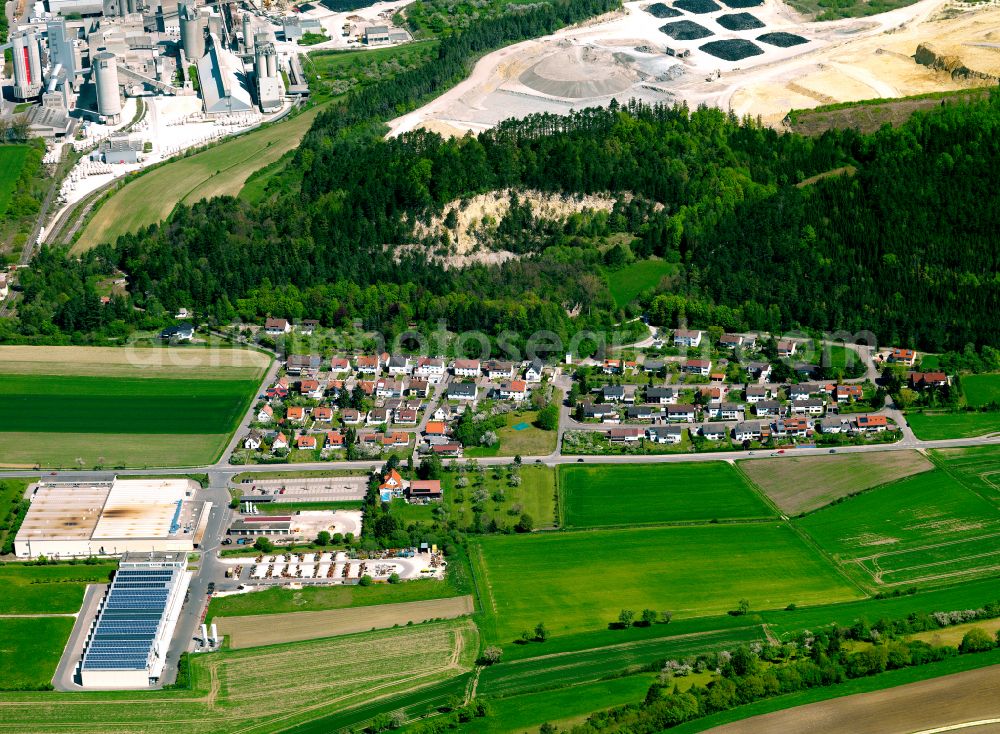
[79,552,191,689]
[254,41,282,113]
[46,18,79,85]
[14,477,210,558]
[197,33,253,115]
[12,30,44,100]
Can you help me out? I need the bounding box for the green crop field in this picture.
[932,445,1000,506]
[0,145,31,216]
[906,411,999,440]
[795,469,1000,589]
[206,577,460,620]
[0,617,74,690]
[739,451,934,516]
[962,374,1000,407]
[607,258,677,307]
[0,620,477,734]
[472,524,863,642]
[560,463,776,528]
[74,105,325,251]
[0,564,116,614]
[0,346,268,467]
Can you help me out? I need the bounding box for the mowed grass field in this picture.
[607,258,677,307]
[0,620,477,734]
[560,463,775,528]
[473,524,862,641]
[906,411,999,440]
[0,145,31,216]
[739,451,934,516]
[795,469,1000,588]
[0,346,269,467]
[0,617,75,690]
[73,105,325,251]
[0,564,116,614]
[962,374,1000,407]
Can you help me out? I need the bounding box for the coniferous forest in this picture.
[5,0,999,351]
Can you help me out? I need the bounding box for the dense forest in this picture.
[4,0,999,350]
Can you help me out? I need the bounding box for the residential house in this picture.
[608,427,644,443]
[367,407,392,425]
[666,404,697,422]
[582,403,619,422]
[297,320,319,335]
[264,317,290,335]
[286,406,305,423]
[387,354,411,375]
[265,381,289,401]
[791,399,825,416]
[379,469,406,499]
[643,359,666,374]
[499,380,528,401]
[325,431,345,450]
[159,322,195,341]
[699,386,722,401]
[835,384,863,403]
[448,382,478,401]
[854,414,889,432]
[626,405,658,421]
[299,379,323,399]
[415,357,446,383]
[701,423,730,441]
[407,379,430,398]
[380,432,409,448]
[789,384,817,401]
[773,416,811,439]
[754,400,782,417]
[376,379,403,399]
[432,443,463,457]
[684,359,712,377]
[396,408,418,424]
[673,329,703,348]
[909,372,948,389]
[358,432,381,450]
[408,479,443,501]
[272,432,289,451]
[777,340,797,358]
[647,425,683,444]
[483,360,516,380]
[296,435,317,450]
[819,416,848,434]
[746,362,772,381]
[257,404,274,422]
[425,421,448,437]
[745,386,771,403]
[329,357,351,374]
[646,386,677,405]
[312,406,333,422]
[286,354,321,376]
[602,359,622,375]
[524,359,544,382]
[602,385,626,403]
[432,405,452,422]
[733,421,763,442]
[707,402,742,421]
[888,347,917,366]
[453,359,480,378]
[358,380,377,397]
[341,409,362,426]
[719,334,744,350]
[710,372,726,383]
[243,430,263,450]
[356,355,381,375]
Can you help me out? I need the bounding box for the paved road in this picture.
[52,583,106,691]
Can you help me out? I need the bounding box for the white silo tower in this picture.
[179,3,205,61]
[93,52,122,124]
[242,13,254,55]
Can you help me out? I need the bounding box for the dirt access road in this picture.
[710,663,1000,734]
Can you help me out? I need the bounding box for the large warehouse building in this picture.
[79,552,191,688]
[14,477,211,558]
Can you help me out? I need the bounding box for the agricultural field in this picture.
[0,346,269,468]
[472,524,863,642]
[0,563,116,614]
[905,410,999,440]
[73,105,325,251]
[962,374,1000,408]
[0,617,74,690]
[0,145,30,216]
[560,462,775,528]
[0,621,477,734]
[739,451,934,515]
[932,445,1000,506]
[795,469,1000,589]
[207,576,461,619]
[215,595,474,648]
[606,258,677,307]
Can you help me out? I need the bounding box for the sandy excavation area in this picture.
[388,0,1000,134]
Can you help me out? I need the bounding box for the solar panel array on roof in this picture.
[81,564,181,673]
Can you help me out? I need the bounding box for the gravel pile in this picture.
[757,31,809,46]
[659,20,715,40]
[699,38,765,60]
[716,12,765,30]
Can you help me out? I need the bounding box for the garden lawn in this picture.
[0,145,31,216]
[441,465,557,530]
[472,524,862,642]
[465,411,558,458]
[906,411,999,440]
[206,577,460,620]
[962,374,1000,408]
[0,564,116,614]
[607,258,677,307]
[795,469,1000,588]
[0,617,74,690]
[560,462,775,527]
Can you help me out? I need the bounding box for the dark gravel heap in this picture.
[659,20,715,39]
[673,0,721,13]
[719,0,763,8]
[757,31,809,46]
[699,38,765,60]
[646,2,683,17]
[716,12,765,30]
